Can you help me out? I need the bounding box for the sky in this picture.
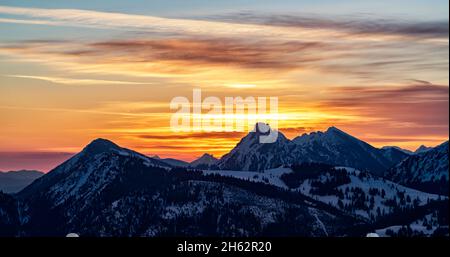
[0,0,448,171]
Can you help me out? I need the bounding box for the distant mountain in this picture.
[381,146,414,155]
[218,125,402,175]
[189,153,218,169]
[0,170,44,193]
[385,141,449,195]
[217,123,296,171]
[9,138,359,237]
[379,147,411,164]
[150,154,188,167]
[292,127,399,176]
[159,158,189,167]
[415,145,433,154]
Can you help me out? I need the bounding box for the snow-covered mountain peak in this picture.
[238,123,279,141]
[324,126,361,143]
[239,124,289,147]
[415,145,433,154]
[81,138,121,155]
[253,122,271,134]
[293,126,360,146]
[17,138,173,201]
[229,123,289,151]
[79,139,168,167]
[217,125,402,173]
[217,126,294,171]
[288,127,396,175]
[326,126,343,134]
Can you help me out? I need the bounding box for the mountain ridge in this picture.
[0,136,447,237]
[17,138,172,200]
[8,139,361,236]
[386,141,449,195]
[217,124,411,175]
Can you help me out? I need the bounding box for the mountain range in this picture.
[5,138,357,236]
[0,125,448,237]
[217,125,411,176]
[138,124,421,176]
[386,141,449,195]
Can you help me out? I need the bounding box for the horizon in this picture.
[0,125,448,173]
[0,1,449,172]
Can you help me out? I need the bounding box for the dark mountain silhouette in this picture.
[386,141,449,195]
[0,133,447,237]
[6,138,360,236]
[217,124,405,175]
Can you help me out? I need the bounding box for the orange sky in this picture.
[0,5,448,171]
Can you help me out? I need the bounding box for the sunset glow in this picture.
[0,1,448,172]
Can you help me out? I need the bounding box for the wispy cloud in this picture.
[2,5,447,42]
[0,5,447,83]
[0,105,167,118]
[0,6,340,40]
[0,17,61,26]
[88,39,326,70]
[0,4,448,164]
[324,82,449,105]
[206,12,449,40]
[6,75,151,85]
[0,38,331,80]
[318,82,449,144]
[0,36,446,83]
[136,131,246,140]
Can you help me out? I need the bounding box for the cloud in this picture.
[136,131,246,140]
[1,35,446,82]
[0,6,447,82]
[0,38,330,76]
[2,5,447,42]
[207,12,449,40]
[0,17,61,26]
[0,5,447,162]
[6,75,151,85]
[319,82,449,136]
[325,82,449,104]
[0,105,166,118]
[0,5,343,40]
[88,39,326,70]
